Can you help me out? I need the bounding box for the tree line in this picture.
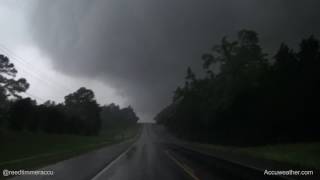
[155,30,320,146]
[0,55,139,136]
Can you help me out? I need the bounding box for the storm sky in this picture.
[1,0,320,122]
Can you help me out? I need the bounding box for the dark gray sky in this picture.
[1,0,320,122]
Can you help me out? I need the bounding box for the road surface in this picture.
[10,124,305,180]
[91,124,190,180]
[10,124,192,180]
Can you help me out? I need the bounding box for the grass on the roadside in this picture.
[189,142,320,169]
[238,142,320,169]
[0,124,140,172]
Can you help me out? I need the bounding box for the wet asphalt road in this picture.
[9,124,190,180]
[92,124,189,180]
[9,125,316,180]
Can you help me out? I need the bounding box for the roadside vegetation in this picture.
[0,124,140,175]
[189,142,320,169]
[239,142,320,169]
[155,30,320,146]
[0,53,140,172]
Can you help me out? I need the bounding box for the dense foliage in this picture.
[155,30,320,146]
[0,55,139,135]
[101,103,139,130]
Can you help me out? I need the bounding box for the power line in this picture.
[0,45,74,92]
[0,49,71,94]
[23,91,47,102]
[0,45,75,102]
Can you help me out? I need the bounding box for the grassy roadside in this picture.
[189,142,320,169]
[0,124,141,172]
[238,142,320,169]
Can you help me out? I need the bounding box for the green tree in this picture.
[64,87,101,135]
[0,54,29,98]
[9,98,36,131]
[100,103,139,130]
[1,54,29,129]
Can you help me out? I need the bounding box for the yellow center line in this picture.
[165,150,201,180]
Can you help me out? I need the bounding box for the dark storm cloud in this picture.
[30,0,320,120]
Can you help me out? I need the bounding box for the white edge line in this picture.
[178,145,296,180]
[165,150,200,180]
[91,125,143,180]
[91,143,136,180]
